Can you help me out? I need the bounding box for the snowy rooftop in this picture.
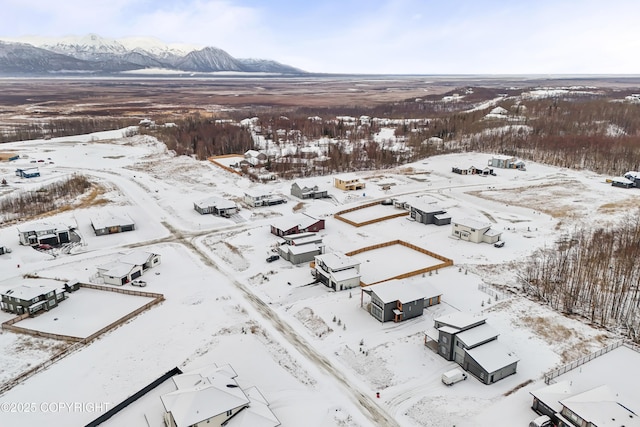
[315,252,359,270]
[365,279,441,304]
[334,173,362,182]
[454,217,492,230]
[271,214,320,232]
[464,340,519,374]
[559,385,640,427]
[529,381,575,413]
[2,282,60,301]
[194,196,237,210]
[119,250,157,266]
[90,212,134,229]
[435,312,486,330]
[456,323,499,348]
[16,222,67,233]
[405,196,445,214]
[161,364,250,427]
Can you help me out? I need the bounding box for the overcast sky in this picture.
[3,0,640,74]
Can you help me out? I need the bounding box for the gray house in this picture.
[0,279,78,315]
[624,171,640,187]
[291,182,328,199]
[193,196,238,216]
[15,167,40,178]
[363,279,442,323]
[90,212,135,236]
[429,312,518,385]
[408,199,451,226]
[278,232,324,265]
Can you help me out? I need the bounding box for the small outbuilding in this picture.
[15,167,40,178]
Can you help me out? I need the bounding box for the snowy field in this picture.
[0,129,638,426]
[16,288,156,338]
[337,203,405,224]
[349,243,445,285]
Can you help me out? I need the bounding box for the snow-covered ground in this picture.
[0,129,638,426]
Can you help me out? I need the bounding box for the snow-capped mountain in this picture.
[0,34,304,75]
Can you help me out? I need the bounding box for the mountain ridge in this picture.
[0,33,305,75]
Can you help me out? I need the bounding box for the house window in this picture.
[48,300,55,307]
[32,297,39,303]
[226,410,232,416]
[441,336,448,344]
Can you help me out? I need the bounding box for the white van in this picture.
[529,415,552,427]
[441,368,467,385]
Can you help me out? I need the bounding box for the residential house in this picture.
[488,155,525,170]
[362,279,442,323]
[611,176,634,188]
[90,212,135,236]
[160,363,280,427]
[16,222,70,246]
[333,174,366,191]
[290,182,328,199]
[277,232,324,265]
[15,167,40,178]
[313,252,361,291]
[243,190,287,207]
[244,149,267,167]
[0,279,78,315]
[427,312,518,384]
[623,171,640,186]
[270,214,325,237]
[96,250,161,286]
[452,218,502,244]
[530,383,640,427]
[406,198,451,226]
[194,196,238,217]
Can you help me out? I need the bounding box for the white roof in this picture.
[230,386,280,427]
[271,214,320,233]
[484,228,502,237]
[194,196,236,210]
[244,189,270,198]
[16,222,67,233]
[612,176,634,184]
[330,268,360,282]
[119,250,156,266]
[406,196,444,214]
[366,279,441,304]
[559,385,640,427]
[464,340,519,373]
[491,155,515,160]
[281,243,322,256]
[315,252,359,271]
[529,381,573,413]
[435,312,486,330]
[456,323,499,348]
[624,171,640,179]
[161,364,250,427]
[454,217,492,230]
[334,173,362,182]
[91,212,134,229]
[2,282,59,300]
[97,261,137,278]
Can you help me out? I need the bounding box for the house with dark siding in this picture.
[428,312,518,385]
[362,279,441,323]
[406,198,451,226]
[0,279,77,315]
[17,222,71,246]
[90,212,135,236]
[290,182,329,199]
[270,214,325,237]
[277,232,324,265]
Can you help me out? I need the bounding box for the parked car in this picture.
[494,241,505,248]
[37,244,53,250]
[266,255,280,263]
[441,368,467,385]
[131,280,147,287]
[529,415,552,427]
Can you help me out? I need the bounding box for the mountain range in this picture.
[0,34,305,75]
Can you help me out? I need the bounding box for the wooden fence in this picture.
[0,283,165,397]
[334,201,408,227]
[346,240,453,286]
[207,154,244,176]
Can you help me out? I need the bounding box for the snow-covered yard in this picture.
[0,129,638,426]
